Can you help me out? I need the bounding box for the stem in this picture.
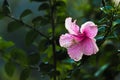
[6,15,49,40]
[49,0,56,80]
[102,0,106,7]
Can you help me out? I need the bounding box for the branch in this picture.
[49,0,57,80]
[6,15,50,40]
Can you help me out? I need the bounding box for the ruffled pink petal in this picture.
[65,17,80,35]
[81,37,99,55]
[80,21,98,38]
[59,33,79,48]
[67,43,83,61]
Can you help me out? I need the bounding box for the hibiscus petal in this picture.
[65,17,80,35]
[59,33,79,48]
[67,43,83,61]
[80,21,98,38]
[81,38,99,55]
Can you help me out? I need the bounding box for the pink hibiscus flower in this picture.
[59,17,99,61]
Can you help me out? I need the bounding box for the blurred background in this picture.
[0,0,120,80]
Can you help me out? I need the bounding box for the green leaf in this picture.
[4,61,16,77]
[112,25,120,40]
[0,12,5,19]
[55,1,66,7]
[20,68,31,80]
[28,53,40,65]
[2,0,11,15]
[96,36,104,46]
[56,50,67,61]
[38,39,49,52]
[40,17,49,25]
[50,70,60,77]
[94,63,110,77]
[10,48,28,66]
[44,45,53,58]
[32,16,42,25]
[100,6,113,14]
[7,21,23,32]
[38,3,49,11]
[0,37,14,50]
[30,0,48,2]
[32,16,49,25]
[117,64,120,71]
[113,19,120,27]
[20,9,32,19]
[98,26,105,32]
[25,29,39,46]
[39,62,54,73]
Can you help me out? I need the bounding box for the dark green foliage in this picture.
[100,6,114,14]
[55,1,66,7]
[32,16,42,25]
[2,0,11,15]
[4,61,16,77]
[10,48,28,66]
[38,39,50,52]
[0,0,120,80]
[0,37,14,50]
[56,50,67,61]
[0,12,5,19]
[7,21,23,32]
[32,15,50,27]
[30,0,48,2]
[20,9,32,19]
[28,52,40,65]
[38,3,49,11]
[113,19,120,27]
[39,62,54,74]
[20,68,31,80]
[25,29,39,46]
[32,16,49,26]
[94,63,110,77]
